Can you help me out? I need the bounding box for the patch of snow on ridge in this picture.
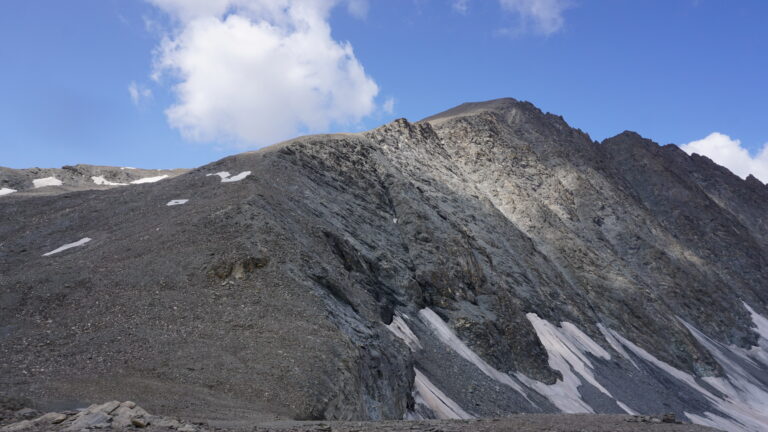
[207,171,231,180]
[0,188,16,196]
[120,167,137,170]
[520,314,635,414]
[91,176,127,186]
[605,321,768,432]
[412,368,473,420]
[166,199,189,206]
[131,175,168,184]
[387,314,422,351]
[207,171,251,183]
[418,308,530,399]
[222,171,251,182]
[33,177,63,188]
[42,238,92,257]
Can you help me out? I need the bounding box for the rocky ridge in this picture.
[0,165,188,196]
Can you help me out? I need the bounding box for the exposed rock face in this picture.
[1,98,768,431]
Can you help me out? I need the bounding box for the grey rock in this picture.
[65,411,111,431]
[151,416,181,429]
[110,406,136,428]
[94,401,121,415]
[13,409,37,420]
[131,417,148,428]
[0,420,33,432]
[34,412,69,424]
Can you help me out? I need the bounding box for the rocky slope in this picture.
[1,99,767,431]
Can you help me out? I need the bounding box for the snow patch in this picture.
[42,238,92,257]
[223,171,251,182]
[207,171,251,183]
[120,167,137,170]
[680,315,768,432]
[0,188,17,196]
[166,199,189,206]
[387,314,422,351]
[131,175,168,184]
[412,368,473,420]
[520,314,634,414]
[606,319,768,432]
[207,171,230,180]
[33,177,62,188]
[744,303,768,367]
[597,323,639,369]
[91,176,127,186]
[418,308,530,399]
[419,309,636,415]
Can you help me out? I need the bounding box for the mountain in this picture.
[1,99,767,431]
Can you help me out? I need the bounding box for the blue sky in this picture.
[1,1,766,177]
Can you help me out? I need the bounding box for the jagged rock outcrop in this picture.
[0,400,198,431]
[1,98,767,431]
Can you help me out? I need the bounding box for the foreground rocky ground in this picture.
[1,398,717,432]
[254,416,717,432]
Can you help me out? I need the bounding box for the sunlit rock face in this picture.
[2,98,768,431]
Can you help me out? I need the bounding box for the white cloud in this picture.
[147,0,379,147]
[383,97,395,114]
[128,81,153,106]
[498,0,571,35]
[452,0,470,14]
[680,132,768,183]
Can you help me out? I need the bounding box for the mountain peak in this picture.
[420,98,525,123]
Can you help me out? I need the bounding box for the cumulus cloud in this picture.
[499,0,571,35]
[146,0,379,146]
[681,132,768,183]
[128,81,153,106]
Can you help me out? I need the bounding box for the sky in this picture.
[1,0,766,181]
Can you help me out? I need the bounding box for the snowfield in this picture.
[91,176,127,186]
[131,175,169,184]
[32,177,63,188]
